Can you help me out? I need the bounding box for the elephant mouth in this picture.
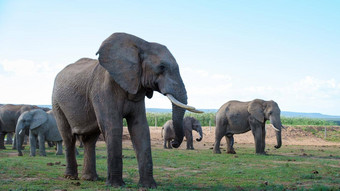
[166,94,203,113]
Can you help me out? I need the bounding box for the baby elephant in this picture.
[16,109,63,156]
[162,117,203,150]
[214,99,283,155]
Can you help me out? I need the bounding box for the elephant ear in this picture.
[248,99,265,123]
[30,109,48,130]
[183,117,193,131]
[96,33,144,95]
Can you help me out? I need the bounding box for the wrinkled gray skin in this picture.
[0,104,39,149]
[52,33,198,188]
[213,99,283,155]
[16,109,62,156]
[162,117,203,150]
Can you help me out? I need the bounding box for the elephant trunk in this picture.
[168,85,188,148]
[196,129,203,142]
[171,103,186,148]
[275,130,282,149]
[16,121,26,156]
[270,116,282,149]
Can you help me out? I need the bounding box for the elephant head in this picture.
[248,99,283,149]
[16,109,48,156]
[187,117,203,142]
[96,33,202,148]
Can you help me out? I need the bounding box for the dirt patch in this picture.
[120,125,340,150]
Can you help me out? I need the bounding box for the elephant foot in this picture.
[106,178,125,187]
[255,152,267,155]
[81,173,98,181]
[227,150,236,154]
[56,152,63,155]
[64,174,79,180]
[186,148,194,150]
[138,177,157,188]
[18,152,23,156]
[213,149,221,154]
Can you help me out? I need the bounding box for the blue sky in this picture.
[0,1,340,115]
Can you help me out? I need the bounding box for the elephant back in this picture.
[45,111,62,141]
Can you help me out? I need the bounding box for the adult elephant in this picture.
[162,117,203,149]
[0,104,39,149]
[213,99,283,155]
[52,32,202,188]
[16,109,63,156]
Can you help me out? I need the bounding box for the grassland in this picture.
[0,142,339,190]
[1,114,339,190]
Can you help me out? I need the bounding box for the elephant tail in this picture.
[161,126,164,138]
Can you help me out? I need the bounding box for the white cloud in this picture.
[0,59,65,105]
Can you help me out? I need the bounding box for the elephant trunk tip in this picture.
[196,137,202,142]
[274,144,281,149]
[171,140,181,148]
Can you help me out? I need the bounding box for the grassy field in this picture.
[0,142,339,190]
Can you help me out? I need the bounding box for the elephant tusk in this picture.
[166,94,204,113]
[188,109,204,113]
[19,130,22,135]
[281,126,286,129]
[271,124,280,132]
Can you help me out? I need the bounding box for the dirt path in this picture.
[121,125,340,150]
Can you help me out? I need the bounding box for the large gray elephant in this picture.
[16,109,62,156]
[213,99,283,155]
[162,117,203,149]
[0,104,39,149]
[52,32,202,188]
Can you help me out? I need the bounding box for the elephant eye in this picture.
[157,64,166,74]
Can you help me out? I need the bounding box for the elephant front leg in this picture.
[127,113,157,188]
[250,123,266,154]
[225,134,236,154]
[29,134,37,156]
[185,132,194,150]
[105,123,125,187]
[81,132,100,181]
[38,134,46,156]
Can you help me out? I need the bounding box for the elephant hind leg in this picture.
[81,131,100,181]
[53,106,78,179]
[225,134,236,154]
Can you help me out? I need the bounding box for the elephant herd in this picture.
[0,104,63,156]
[0,33,284,188]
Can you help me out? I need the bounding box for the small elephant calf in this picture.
[162,117,203,150]
[16,109,63,156]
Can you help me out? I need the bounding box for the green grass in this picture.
[1,143,339,190]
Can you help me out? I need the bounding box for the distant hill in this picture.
[281,111,340,119]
